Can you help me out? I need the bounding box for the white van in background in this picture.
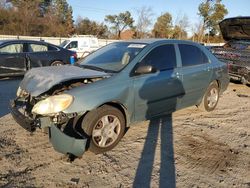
[60,35,99,58]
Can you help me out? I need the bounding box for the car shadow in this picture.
[132,65,184,187]
[133,115,176,188]
[0,77,22,118]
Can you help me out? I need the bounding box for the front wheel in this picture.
[81,105,125,154]
[198,81,219,112]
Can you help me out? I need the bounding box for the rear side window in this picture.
[179,44,209,66]
[0,43,23,53]
[48,45,58,51]
[28,43,48,52]
[141,44,176,71]
[66,41,78,49]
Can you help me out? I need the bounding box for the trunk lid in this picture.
[220,17,250,41]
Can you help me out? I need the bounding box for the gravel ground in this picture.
[0,79,249,188]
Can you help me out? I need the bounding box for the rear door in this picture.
[25,42,56,68]
[0,43,26,76]
[178,44,212,107]
[133,44,184,121]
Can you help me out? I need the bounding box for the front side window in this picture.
[79,42,147,72]
[0,43,23,53]
[48,45,58,51]
[28,43,48,52]
[179,44,209,66]
[140,44,176,71]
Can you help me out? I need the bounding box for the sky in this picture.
[67,0,250,33]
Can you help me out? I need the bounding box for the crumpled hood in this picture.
[20,65,109,97]
[220,17,250,41]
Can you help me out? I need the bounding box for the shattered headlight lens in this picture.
[16,87,21,97]
[16,87,28,97]
[32,94,73,115]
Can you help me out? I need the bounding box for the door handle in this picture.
[174,72,180,78]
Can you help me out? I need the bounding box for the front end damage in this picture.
[10,99,87,157]
[10,70,109,157]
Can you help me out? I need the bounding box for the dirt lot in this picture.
[0,79,249,188]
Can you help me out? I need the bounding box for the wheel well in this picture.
[100,102,128,127]
[215,79,221,91]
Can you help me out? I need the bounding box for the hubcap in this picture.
[207,88,218,108]
[92,115,121,148]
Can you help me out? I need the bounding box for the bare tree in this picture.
[173,13,189,39]
[135,6,154,38]
[190,21,204,43]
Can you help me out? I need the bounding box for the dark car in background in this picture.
[10,39,229,157]
[211,17,250,85]
[0,40,77,77]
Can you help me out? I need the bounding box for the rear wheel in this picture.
[51,61,64,66]
[81,105,125,154]
[199,81,219,112]
[241,76,248,85]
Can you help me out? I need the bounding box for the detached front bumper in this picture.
[10,99,87,157]
[49,125,87,157]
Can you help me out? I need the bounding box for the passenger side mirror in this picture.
[134,65,157,75]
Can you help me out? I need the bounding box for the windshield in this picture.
[59,40,70,47]
[79,42,147,72]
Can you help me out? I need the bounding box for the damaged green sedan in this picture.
[10,39,229,157]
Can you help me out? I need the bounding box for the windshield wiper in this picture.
[80,65,117,73]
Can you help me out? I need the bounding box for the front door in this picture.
[0,43,26,76]
[132,44,184,121]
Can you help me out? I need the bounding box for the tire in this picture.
[241,76,248,85]
[50,61,64,66]
[81,105,126,154]
[199,81,219,112]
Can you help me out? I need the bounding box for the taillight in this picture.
[72,52,77,59]
[69,53,77,65]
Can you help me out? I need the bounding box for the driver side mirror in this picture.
[134,65,157,75]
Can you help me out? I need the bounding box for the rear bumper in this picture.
[10,99,87,157]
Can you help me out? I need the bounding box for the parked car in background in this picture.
[10,39,229,157]
[0,40,77,77]
[210,17,250,85]
[60,35,99,58]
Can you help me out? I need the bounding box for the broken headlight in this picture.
[32,94,73,115]
[16,87,28,97]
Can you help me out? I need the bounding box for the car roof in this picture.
[117,38,199,45]
[0,39,55,46]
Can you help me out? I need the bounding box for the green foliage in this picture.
[153,12,173,38]
[75,17,108,38]
[198,0,228,36]
[105,11,134,39]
